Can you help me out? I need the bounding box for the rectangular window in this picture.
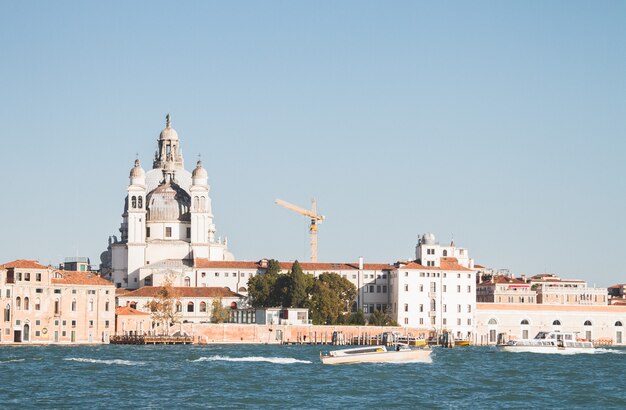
[443,304,447,313]
[352,274,356,279]
[419,304,423,312]
[430,282,436,292]
[105,320,109,328]
[62,331,66,337]
[457,305,461,313]
[36,273,42,281]
[457,273,461,278]
[146,227,150,237]
[89,320,94,328]
[5,289,10,298]
[54,289,61,294]
[443,318,447,325]
[467,285,471,293]
[404,318,408,325]
[36,320,40,326]
[404,284,408,291]
[382,285,387,293]
[457,318,461,325]
[215,272,219,277]
[468,319,472,325]
[72,289,77,294]
[165,227,172,237]
[35,331,41,337]
[419,285,424,292]
[457,285,461,292]
[62,320,66,326]
[419,318,424,325]
[36,288,43,293]
[443,285,447,292]
[467,305,471,313]
[186,227,191,238]
[405,272,408,276]
[369,285,374,293]
[376,285,381,293]
[71,320,76,328]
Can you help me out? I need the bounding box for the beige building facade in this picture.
[1,260,115,344]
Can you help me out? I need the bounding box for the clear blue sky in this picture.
[1,1,624,286]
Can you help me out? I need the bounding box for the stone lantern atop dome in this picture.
[153,113,184,170]
[192,160,208,187]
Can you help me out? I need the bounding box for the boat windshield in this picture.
[534,332,548,339]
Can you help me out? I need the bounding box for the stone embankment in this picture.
[168,323,429,345]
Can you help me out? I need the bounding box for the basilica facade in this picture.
[101,115,234,289]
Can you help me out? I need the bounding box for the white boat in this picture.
[497,331,594,354]
[320,343,432,365]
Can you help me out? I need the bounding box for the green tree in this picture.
[368,309,394,326]
[308,272,357,325]
[210,298,230,323]
[247,259,283,307]
[286,260,309,308]
[348,309,366,325]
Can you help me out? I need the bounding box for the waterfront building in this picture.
[0,260,115,344]
[115,305,152,335]
[116,286,245,329]
[476,303,626,345]
[476,275,537,304]
[527,274,608,305]
[100,115,234,290]
[390,233,477,339]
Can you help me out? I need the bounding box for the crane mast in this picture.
[275,198,325,262]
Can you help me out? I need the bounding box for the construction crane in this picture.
[275,198,325,263]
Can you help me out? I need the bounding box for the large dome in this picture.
[146,182,191,222]
[422,233,436,245]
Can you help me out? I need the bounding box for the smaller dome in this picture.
[422,233,436,245]
[129,159,145,178]
[192,160,208,179]
[159,113,179,141]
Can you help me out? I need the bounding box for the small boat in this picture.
[320,343,431,365]
[497,331,594,354]
[454,339,471,347]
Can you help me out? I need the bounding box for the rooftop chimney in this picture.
[358,256,364,270]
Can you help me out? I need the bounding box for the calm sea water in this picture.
[0,344,624,409]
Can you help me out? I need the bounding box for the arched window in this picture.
[194,196,199,209]
[584,320,592,326]
[443,250,448,257]
[35,298,41,311]
[430,299,436,311]
[176,302,182,312]
[553,320,561,326]
[200,197,206,210]
[488,318,498,325]
[131,196,137,208]
[89,299,94,312]
[138,196,143,208]
[24,297,29,310]
[54,299,60,315]
[187,302,194,313]
[16,297,21,310]
[521,319,529,325]
[199,302,207,313]
[71,299,77,312]
[616,321,623,327]
[4,304,10,322]
[184,277,191,287]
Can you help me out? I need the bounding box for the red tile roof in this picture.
[479,276,529,286]
[474,264,486,269]
[122,286,242,298]
[52,271,114,286]
[115,306,150,316]
[0,259,49,269]
[608,284,626,289]
[399,257,473,272]
[194,259,394,271]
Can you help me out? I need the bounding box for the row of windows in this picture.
[11,272,43,282]
[403,272,473,279]
[364,285,387,293]
[405,303,472,313]
[403,284,472,293]
[363,304,388,314]
[487,319,624,326]
[404,317,473,326]
[147,227,192,239]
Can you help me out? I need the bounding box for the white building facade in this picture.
[102,115,234,289]
[391,233,477,339]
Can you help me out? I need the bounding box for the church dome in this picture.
[129,159,145,178]
[146,182,191,222]
[422,232,436,245]
[192,160,208,179]
[159,113,179,141]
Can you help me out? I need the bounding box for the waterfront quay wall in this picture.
[173,323,429,344]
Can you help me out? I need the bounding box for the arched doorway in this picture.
[23,324,30,342]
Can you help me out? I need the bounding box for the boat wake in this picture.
[0,359,25,364]
[64,358,145,366]
[192,355,311,364]
[593,348,626,355]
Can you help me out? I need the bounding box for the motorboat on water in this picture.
[497,331,594,354]
[320,343,432,365]
[454,338,471,347]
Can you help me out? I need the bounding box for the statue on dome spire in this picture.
[166,113,171,128]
